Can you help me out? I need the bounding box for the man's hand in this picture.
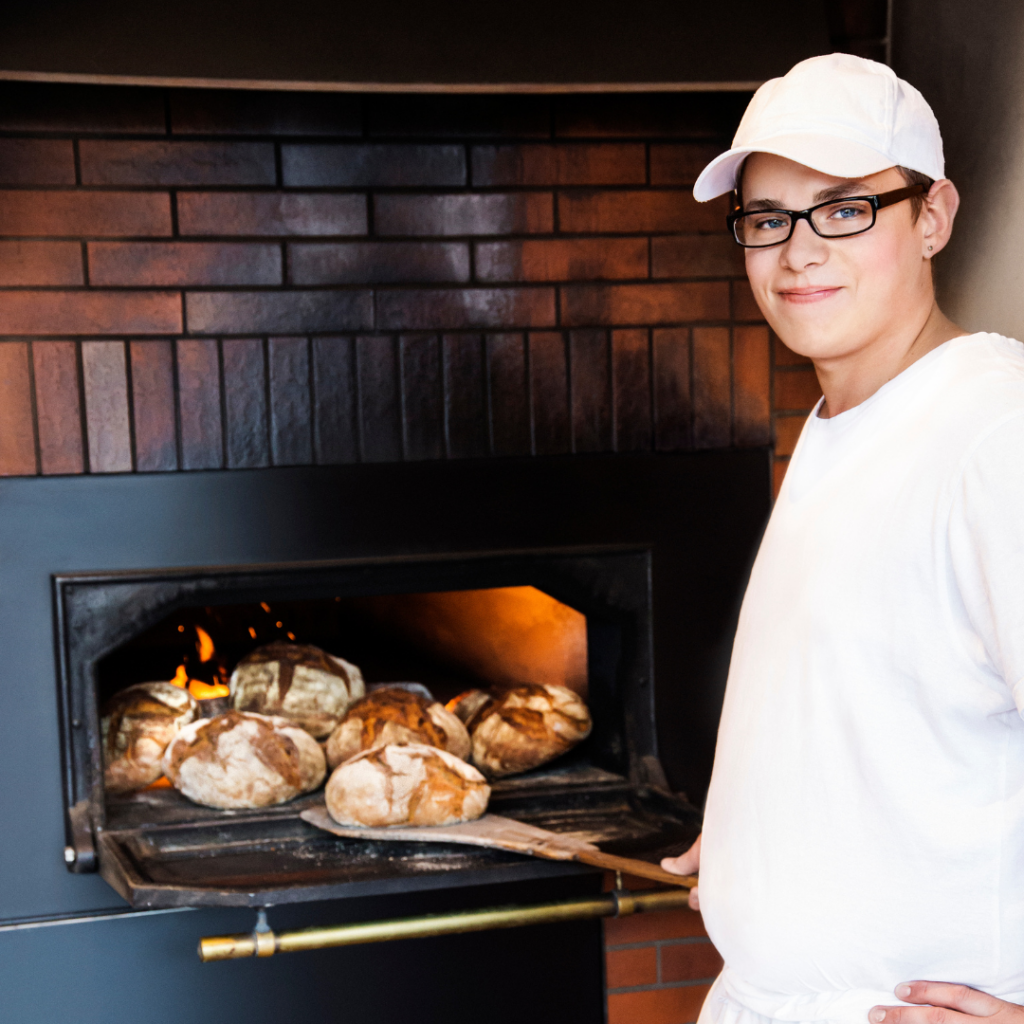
[660,834,701,910]
[870,983,1024,1024]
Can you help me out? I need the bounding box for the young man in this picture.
[661,54,1024,1024]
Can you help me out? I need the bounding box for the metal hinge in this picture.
[65,800,98,873]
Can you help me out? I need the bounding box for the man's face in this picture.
[740,154,933,363]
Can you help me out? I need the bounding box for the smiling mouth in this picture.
[777,286,842,304]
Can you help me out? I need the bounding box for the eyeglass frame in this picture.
[726,183,928,248]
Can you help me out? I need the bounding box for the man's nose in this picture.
[780,217,828,270]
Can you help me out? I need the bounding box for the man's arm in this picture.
[871,983,1024,1024]
[661,833,701,910]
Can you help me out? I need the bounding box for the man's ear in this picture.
[921,179,960,258]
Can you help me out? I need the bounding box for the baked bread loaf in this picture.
[325,743,490,827]
[456,682,592,778]
[230,642,365,739]
[325,687,471,769]
[163,710,326,809]
[101,682,198,794]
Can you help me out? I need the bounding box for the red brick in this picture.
[774,457,790,497]
[650,144,727,185]
[774,414,806,457]
[652,235,745,279]
[571,329,612,453]
[81,341,132,473]
[774,367,822,411]
[607,984,712,1024]
[375,193,553,236]
[88,242,281,287]
[33,341,84,475]
[604,907,708,945]
[560,282,728,326]
[559,191,727,234]
[0,191,171,237]
[529,331,570,455]
[476,238,647,282]
[282,144,465,187]
[732,280,765,321]
[774,335,813,366]
[734,325,771,446]
[130,341,177,472]
[177,192,367,237]
[79,140,276,186]
[0,242,83,286]
[661,942,724,983]
[693,327,731,449]
[0,139,76,185]
[471,144,645,186]
[606,946,658,989]
[170,90,362,136]
[653,327,691,451]
[0,292,181,336]
[612,328,652,452]
[376,288,556,331]
[0,342,36,476]
[177,340,223,470]
[186,291,372,335]
[289,242,469,285]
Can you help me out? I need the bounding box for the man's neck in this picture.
[814,304,968,418]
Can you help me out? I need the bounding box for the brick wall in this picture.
[0,84,825,496]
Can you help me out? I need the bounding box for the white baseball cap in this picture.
[692,53,944,202]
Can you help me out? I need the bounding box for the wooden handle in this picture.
[570,847,698,889]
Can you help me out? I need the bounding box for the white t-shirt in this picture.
[698,333,1024,1024]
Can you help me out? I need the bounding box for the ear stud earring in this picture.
[927,245,933,251]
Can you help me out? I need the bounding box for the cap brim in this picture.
[692,134,898,202]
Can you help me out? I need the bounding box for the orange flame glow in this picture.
[168,627,230,700]
[196,626,215,662]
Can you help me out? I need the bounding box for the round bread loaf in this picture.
[461,682,592,778]
[230,642,365,739]
[325,743,490,827]
[102,682,198,794]
[325,687,471,769]
[163,710,326,809]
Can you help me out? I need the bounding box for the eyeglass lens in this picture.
[733,199,875,246]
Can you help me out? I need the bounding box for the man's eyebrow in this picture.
[742,182,872,212]
[743,198,786,212]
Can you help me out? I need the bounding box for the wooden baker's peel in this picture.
[301,806,697,889]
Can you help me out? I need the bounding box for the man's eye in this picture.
[751,215,789,231]
[828,204,869,220]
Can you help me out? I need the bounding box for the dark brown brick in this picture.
[176,339,223,470]
[0,342,36,476]
[33,341,84,475]
[476,238,647,282]
[607,985,712,1024]
[774,367,822,411]
[774,335,812,366]
[605,907,708,945]
[471,144,645,186]
[0,242,83,286]
[79,141,276,186]
[612,329,651,452]
[661,941,724,983]
[374,193,553,237]
[570,329,612,453]
[269,337,313,466]
[186,291,372,335]
[177,192,367,237]
[650,143,727,185]
[223,339,270,469]
[282,144,465,188]
[653,328,691,451]
[732,280,765,320]
[355,336,402,462]
[692,327,731,449]
[555,92,748,139]
[0,190,171,237]
[0,139,75,185]
[130,340,177,472]
[400,335,444,461]
[312,337,358,464]
[605,946,658,989]
[0,83,165,133]
[442,334,488,459]
[0,291,181,336]
[170,90,362,136]
[376,288,555,331]
[529,332,570,455]
[652,235,745,279]
[559,190,726,234]
[487,333,530,456]
[774,414,806,457]
[367,95,549,138]
[289,242,469,285]
[82,341,132,472]
[88,242,281,287]
[734,325,771,446]
[560,282,729,327]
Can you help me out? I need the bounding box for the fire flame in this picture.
[169,626,230,700]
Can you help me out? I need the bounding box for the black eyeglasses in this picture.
[727,184,927,248]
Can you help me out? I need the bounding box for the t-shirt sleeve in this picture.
[948,411,1024,713]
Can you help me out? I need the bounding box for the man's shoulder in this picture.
[937,333,1024,415]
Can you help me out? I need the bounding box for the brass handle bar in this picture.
[199,886,693,962]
